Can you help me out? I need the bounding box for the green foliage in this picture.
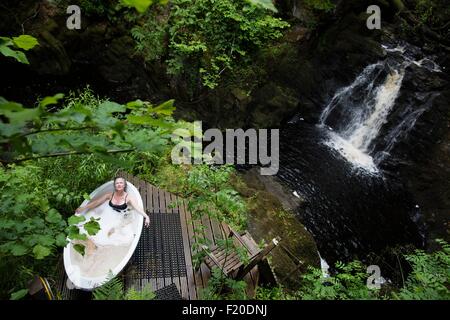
[0,87,177,165]
[0,35,39,64]
[200,267,248,300]
[179,164,247,230]
[298,261,382,300]
[120,0,167,13]
[53,0,168,23]
[283,240,450,300]
[124,284,156,300]
[11,35,39,51]
[138,152,247,230]
[0,165,68,298]
[92,275,125,300]
[304,0,335,12]
[413,0,450,29]
[131,6,168,61]
[394,239,450,300]
[397,0,450,40]
[246,0,277,12]
[10,288,29,300]
[73,244,86,256]
[81,0,115,15]
[131,0,289,90]
[65,214,101,256]
[93,274,156,300]
[255,284,294,300]
[83,217,101,235]
[0,165,68,261]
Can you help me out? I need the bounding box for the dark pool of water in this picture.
[276,122,423,266]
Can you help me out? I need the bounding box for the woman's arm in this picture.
[75,192,111,214]
[128,196,150,227]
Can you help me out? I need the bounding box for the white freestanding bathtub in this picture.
[63,180,143,290]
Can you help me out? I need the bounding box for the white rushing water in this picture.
[318,44,442,174]
[346,69,405,151]
[318,252,330,278]
[320,62,404,174]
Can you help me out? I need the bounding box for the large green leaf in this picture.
[0,101,40,123]
[12,35,39,50]
[23,217,45,230]
[126,99,145,109]
[11,243,28,256]
[50,104,92,124]
[68,215,86,225]
[32,244,51,259]
[126,129,167,153]
[150,99,175,116]
[29,134,71,155]
[56,233,68,247]
[73,244,85,256]
[0,37,12,46]
[84,218,101,236]
[67,226,88,241]
[0,43,29,64]
[0,98,24,111]
[39,93,64,107]
[0,123,27,138]
[45,209,63,224]
[93,101,126,129]
[97,101,125,115]
[35,234,55,247]
[10,289,28,300]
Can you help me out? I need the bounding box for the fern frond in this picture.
[92,273,124,300]
[125,283,156,300]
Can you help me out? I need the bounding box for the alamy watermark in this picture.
[170,121,279,175]
[66,5,81,30]
[366,5,381,30]
[367,265,382,289]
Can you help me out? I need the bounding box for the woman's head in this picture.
[113,176,127,192]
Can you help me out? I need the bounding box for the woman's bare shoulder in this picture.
[101,192,113,199]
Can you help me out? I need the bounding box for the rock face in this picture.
[231,168,320,290]
[0,0,170,104]
[381,74,450,247]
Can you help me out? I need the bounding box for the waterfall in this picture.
[347,69,404,151]
[319,61,404,173]
[319,45,440,173]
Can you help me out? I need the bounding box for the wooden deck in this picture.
[119,172,260,300]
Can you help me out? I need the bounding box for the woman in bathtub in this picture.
[75,176,150,254]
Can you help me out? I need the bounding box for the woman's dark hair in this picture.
[113,176,128,192]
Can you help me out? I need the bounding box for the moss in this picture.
[230,169,320,291]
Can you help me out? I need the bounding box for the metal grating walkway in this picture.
[129,211,187,279]
[154,283,183,300]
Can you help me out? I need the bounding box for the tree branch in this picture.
[0,148,136,165]
[19,126,96,138]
